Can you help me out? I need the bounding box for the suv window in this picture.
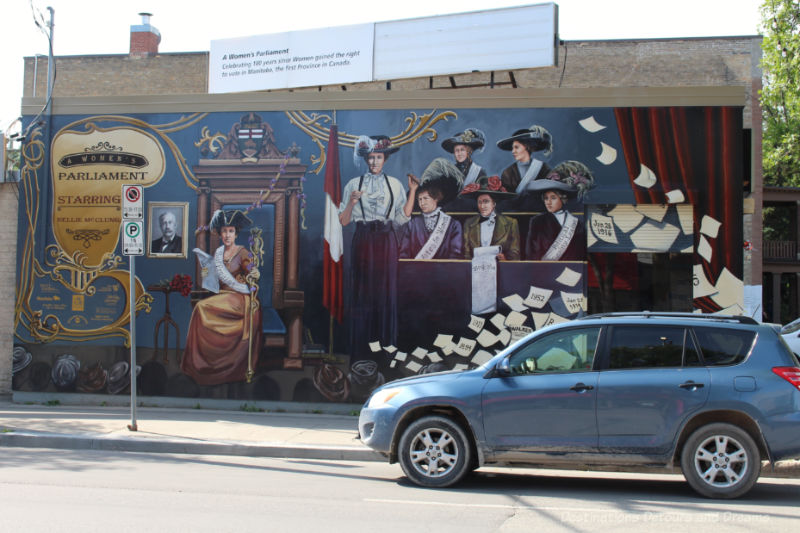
[509,327,600,375]
[608,326,691,369]
[693,327,755,366]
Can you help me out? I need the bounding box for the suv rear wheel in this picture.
[680,423,760,499]
[398,415,472,488]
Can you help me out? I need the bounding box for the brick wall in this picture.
[0,183,18,396]
[24,53,209,98]
[22,37,760,125]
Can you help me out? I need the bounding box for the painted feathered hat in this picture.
[441,128,486,153]
[528,160,595,199]
[209,209,252,233]
[354,135,400,159]
[418,158,464,206]
[496,124,553,156]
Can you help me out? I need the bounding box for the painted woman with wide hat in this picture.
[460,176,521,261]
[525,161,595,261]
[442,128,487,188]
[497,124,553,208]
[182,209,262,385]
[442,128,489,212]
[339,135,415,363]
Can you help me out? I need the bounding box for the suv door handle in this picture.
[570,383,594,392]
[679,381,705,390]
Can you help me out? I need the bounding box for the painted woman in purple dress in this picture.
[399,182,463,259]
[525,161,595,261]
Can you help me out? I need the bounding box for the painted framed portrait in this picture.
[147,202,188,258]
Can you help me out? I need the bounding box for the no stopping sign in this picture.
[122,185,143,219]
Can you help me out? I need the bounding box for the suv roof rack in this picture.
[579,311,759,326]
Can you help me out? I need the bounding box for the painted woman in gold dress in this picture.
[181,210,262,385]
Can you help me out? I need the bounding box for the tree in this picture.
[761,0,800,188]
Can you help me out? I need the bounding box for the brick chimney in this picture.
[130,12,160,57]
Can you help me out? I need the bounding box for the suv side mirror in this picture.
[494,358,512,377]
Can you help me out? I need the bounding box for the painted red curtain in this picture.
[613,107,743,311]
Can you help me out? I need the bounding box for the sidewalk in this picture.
[0,392,382,462]
[1,393,799,479]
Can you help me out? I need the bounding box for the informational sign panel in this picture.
[209,23,374,93]
[208,3,558,93]
[122,220,144,256]
[122,185,144,219]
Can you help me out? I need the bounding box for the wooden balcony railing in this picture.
[763,240,799,261]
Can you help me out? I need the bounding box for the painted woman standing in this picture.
[338,135,414,363]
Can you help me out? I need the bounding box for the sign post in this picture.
[122,185,144,431]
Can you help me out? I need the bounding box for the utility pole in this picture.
[46,7,54,113]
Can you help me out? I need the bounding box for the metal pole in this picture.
[128,256,138,431]
[45,8,54,112]
[35,8,55,261]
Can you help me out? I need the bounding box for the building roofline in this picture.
[563,34,762,43]
[23,34,762,61]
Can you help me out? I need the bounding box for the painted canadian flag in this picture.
[323,125,344,323]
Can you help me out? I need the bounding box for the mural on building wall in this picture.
[11,105,745,402]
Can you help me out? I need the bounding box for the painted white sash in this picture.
[515,159,544,194]
[542,212,578,261]
[415,212,452,259]
[463,163,482,187]
[215,246,251,294]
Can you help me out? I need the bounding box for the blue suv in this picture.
[358,312,800,498]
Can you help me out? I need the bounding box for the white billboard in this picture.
[209,23,375,93]
[208,3,557,93]
[374,4,558,81]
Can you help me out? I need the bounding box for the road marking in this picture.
[364,498,603,512]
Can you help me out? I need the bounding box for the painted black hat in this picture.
[441,128,486,153]
[12,346,32,375]
[209,209,252,233]
[496,124,553,155]
[418,158,464,206]
[107,361,132,395]
[51,354,80,391]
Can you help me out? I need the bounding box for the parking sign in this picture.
[122,220,144,256]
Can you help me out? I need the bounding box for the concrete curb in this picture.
[0,431,385,462]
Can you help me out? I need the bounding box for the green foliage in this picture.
[761,0,800,187]
[763,205,795,240]
[239,403,265,413]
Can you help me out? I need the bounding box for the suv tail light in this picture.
[772,367,800,391]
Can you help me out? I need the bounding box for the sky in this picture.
[1,0,763,136]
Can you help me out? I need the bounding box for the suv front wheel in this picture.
[398,415,472,488]
[680,423,761,499]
